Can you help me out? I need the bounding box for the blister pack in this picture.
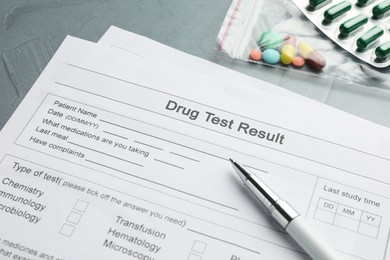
[216,0,390,89]
[294,0,390,68]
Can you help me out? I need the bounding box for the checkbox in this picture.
[67,211,82,224]
[192,240,207,254]
[358,222,379,238]
[73,200,89,212]
[187,253,202,260]
[59,223,75,237]
[314,208,335,224]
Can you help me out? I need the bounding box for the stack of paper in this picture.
[0,26,389,260]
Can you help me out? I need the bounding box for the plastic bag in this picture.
[216,0,390,89]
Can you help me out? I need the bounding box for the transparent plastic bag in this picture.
[216,0,390,89]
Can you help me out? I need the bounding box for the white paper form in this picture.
[1,37,390,260]
[98,26,316,104]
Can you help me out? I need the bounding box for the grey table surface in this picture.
[1,0,390,130]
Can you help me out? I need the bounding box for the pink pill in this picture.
[292,56,305,68]
[249,49,262,61]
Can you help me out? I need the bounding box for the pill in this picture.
[249,49,262,61]
[339,14,368,36]
[356,0,372,6]
[372,0,390,19]
[375,41,390,60]
[258,31,284,50]
[356,26,384,50]
[262,49,280,64]
[280,35,296,65]
[297,42,326,70]
[323,1,352,23]
[292,56,305,67]
[309,0,329,9]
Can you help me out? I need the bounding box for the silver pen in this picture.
[230,158,338,260]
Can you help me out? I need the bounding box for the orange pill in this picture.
[292,56,305,68]
[249,49,262,61]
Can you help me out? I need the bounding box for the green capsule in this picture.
[356,0,371,6]
[309,0,328,8]
[372,1,390,18]
[375,41,390,59]
[339,14,368,36]
[324,1,352,22]
[356,26,384,49]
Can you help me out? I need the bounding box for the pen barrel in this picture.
[286,216,337,260]
[269,200,299,228]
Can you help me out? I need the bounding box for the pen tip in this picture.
[229,158,250,182]
[229,158,238,167]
